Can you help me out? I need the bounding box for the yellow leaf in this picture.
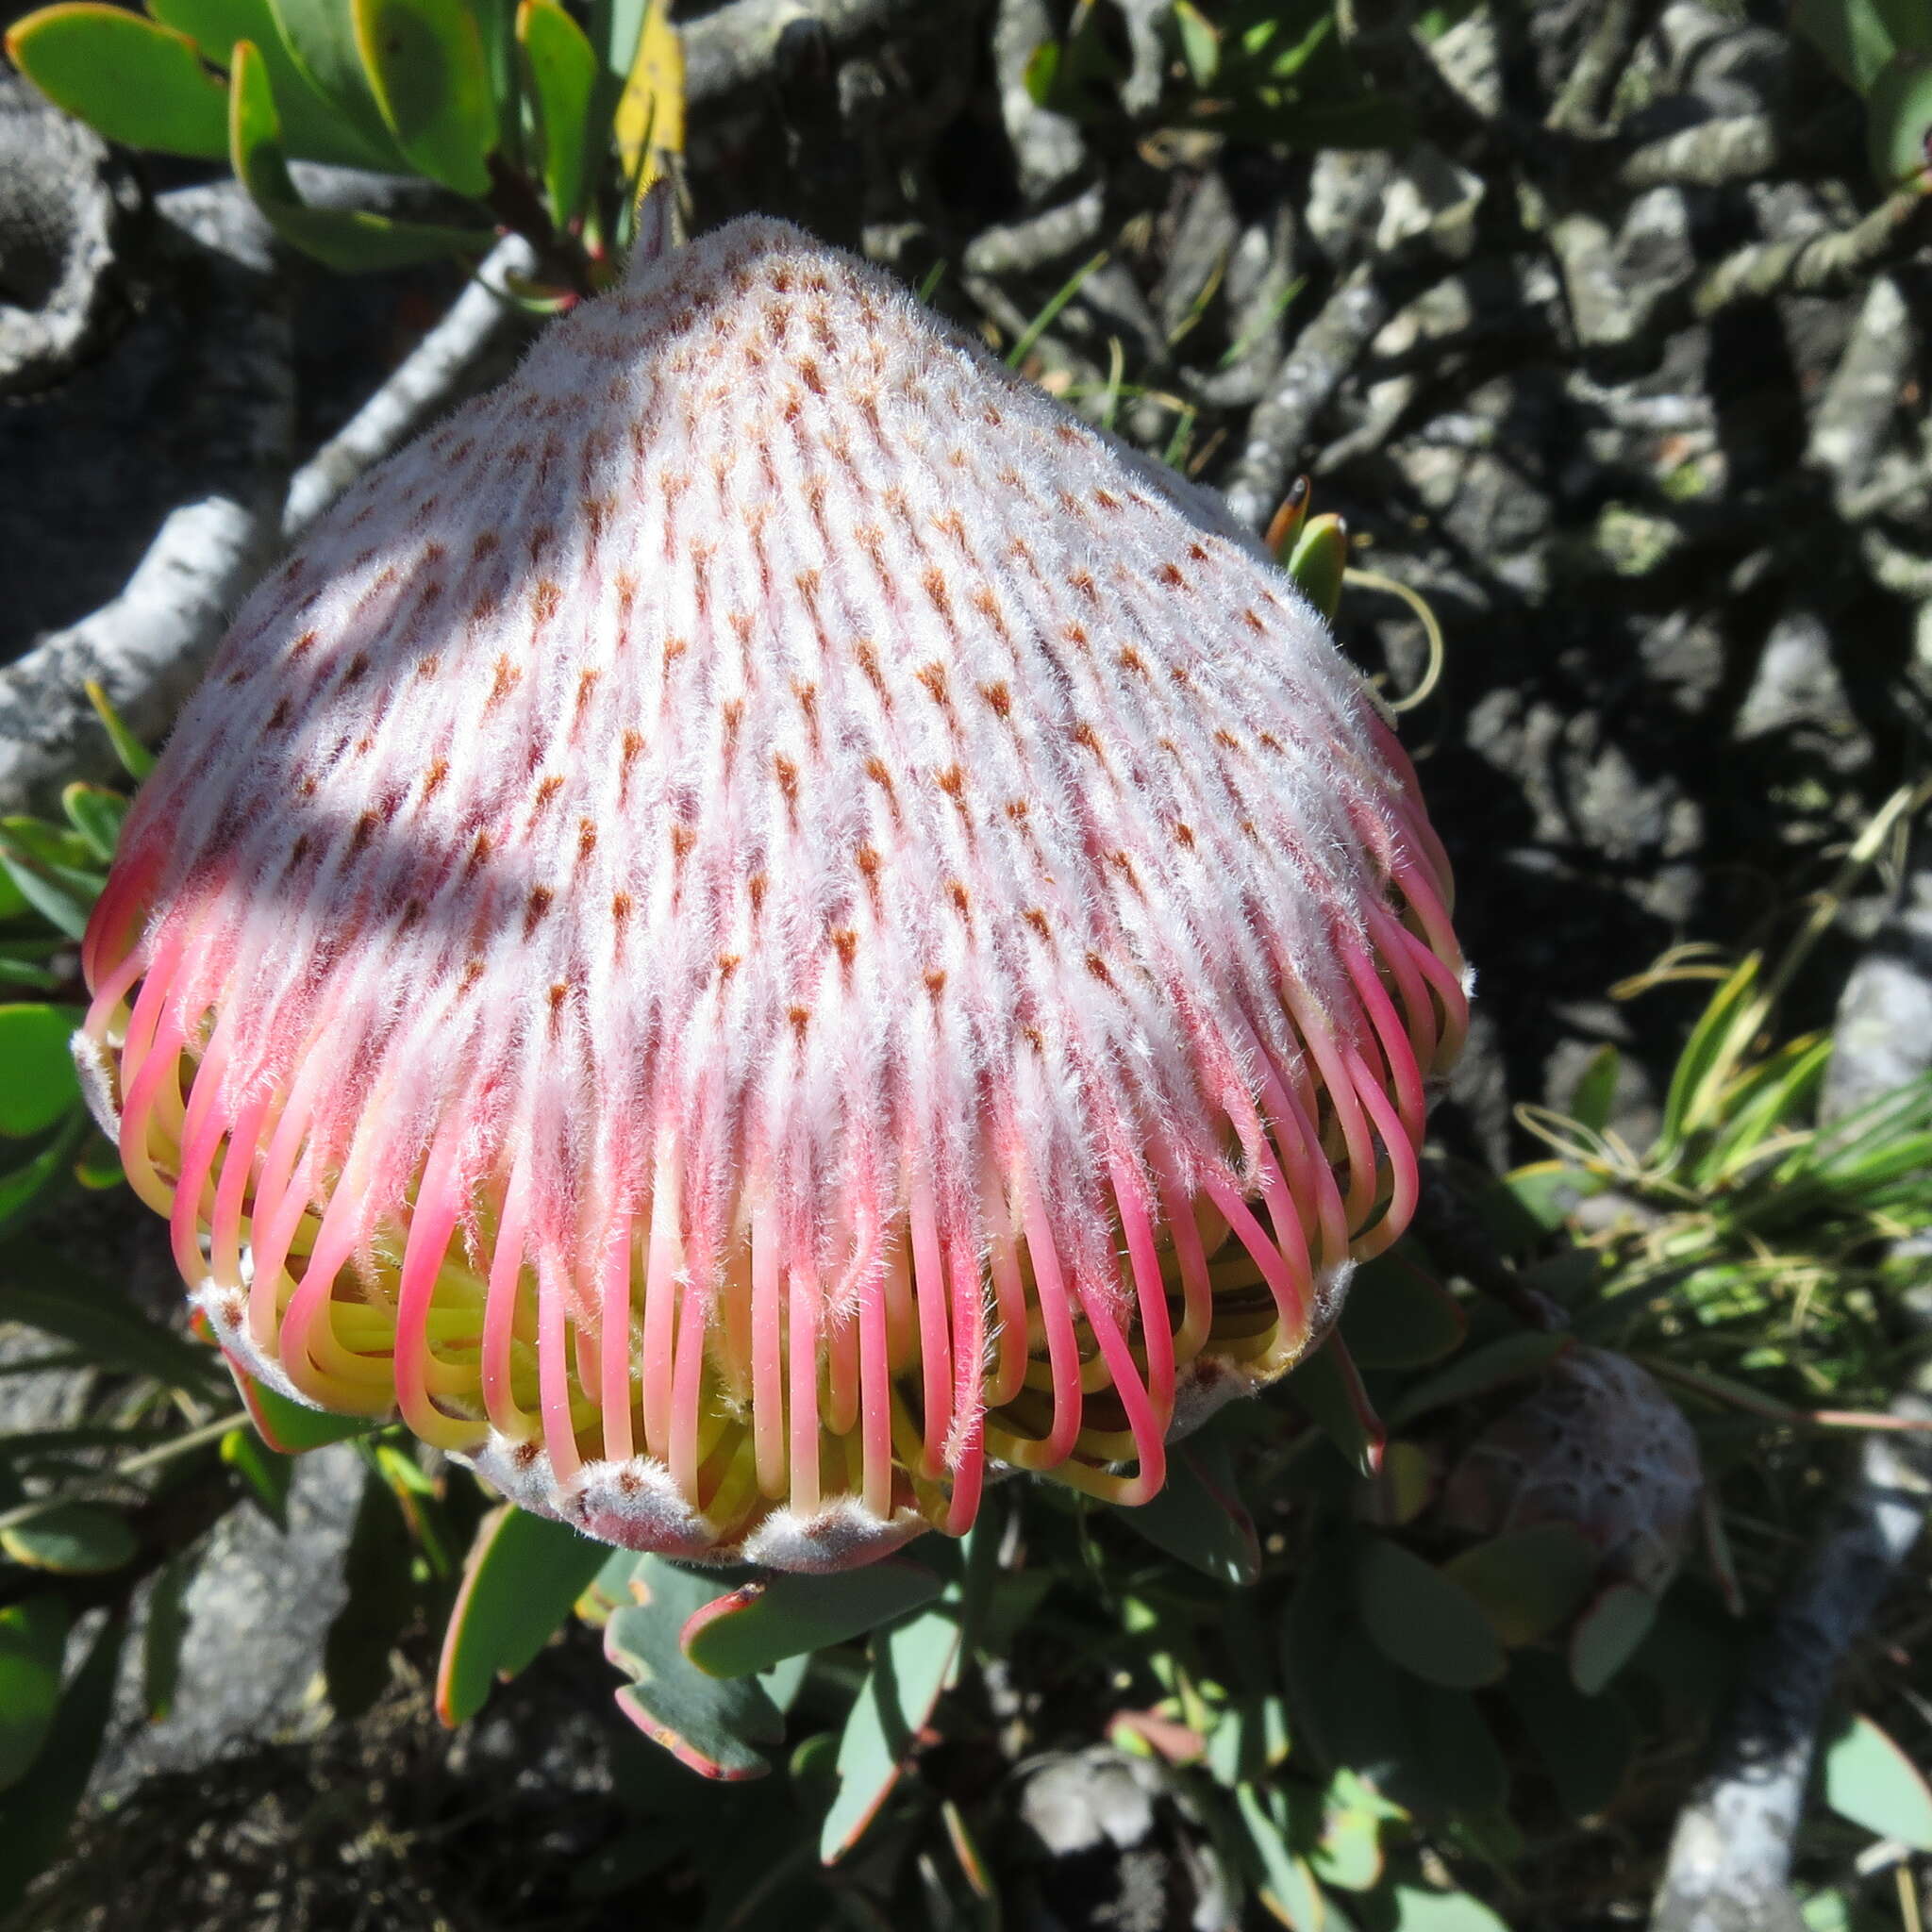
[614,0,683,195]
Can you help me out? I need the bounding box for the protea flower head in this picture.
[77,211,1467,1570]
[1438,1346,1702,1595]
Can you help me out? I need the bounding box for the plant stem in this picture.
[0,1410,251,1538]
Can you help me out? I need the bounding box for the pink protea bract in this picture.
[77,215,1468,1569]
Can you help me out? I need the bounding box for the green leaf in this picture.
[1506,1650,1633,1820]
[0,950,62,995]
[1821,1711,1932,1850]
[1355,1539,1505,1690]
[951,1493,1004,1686]
[3,1055,81,1166]
[1867,49,1932,187]
[680,1558,946,1680]
[1235,1783,1325,1929]
[437,1504,613,1724]
[3,4,229,158]
[1285,511,1347,621]
[81,680,156,783]
[1171,0,1219,87]
[0,1005,84,1140]
[1568,1044,1620,1136]
[151,0,393,164]
[573,1543,643,1627]
[221,1424,293,1528]
[1023,1,1127,121]
[1,1501,138,1574]
[1407,1679,1506,1814]
[1657,954,1762,1158]
[0,838,101,941]
[587,0,649,94]
[1693,1034,1831,1187]
[265,0,405,159]
[1491,1159,1603,1241]
[228,1358,387,1451]
[1873,0,1932,55]
[229,38,493,270]
[1283,1541,1412,1781]
[0,1114,86,1234]
[583,0,647,190]
[1340,1252,1466,1370]
[1308,1769,1398,1891]
[1441,1524,1597,1646]
[0,818,94,873]
[1569,1580,1657,1696]
[0,1612,125,1918]
[0,1596,68,1791]
[1386,1882,1511,1931]
[0,1239,219,1389]
[1284,1332,1384,1475]
[1355,1438,1435,1528]
[1799,1888,1886,1932]
[1111,1424,1259,1585]
[324,1462,419,1720]
[469,0,518,153]
[142,1553,193,1721]
[351,0,495,194]
[1386,1331,1568,1429]
[1791,0,1900,89]
[820,1599,961,1862]
[58,786,127,868]
[518,0,597,228]
[73,1130,125,1191]
[1203,1685,1291,1789]
[607,1557,786,1780]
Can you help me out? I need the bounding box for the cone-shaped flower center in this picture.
[79,217,1466,1568]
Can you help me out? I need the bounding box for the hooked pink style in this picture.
[77,211,1467,1569]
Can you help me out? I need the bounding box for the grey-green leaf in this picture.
[1569,1580,1657,1696]
[606,1558,785,1780]
[820,1601,961,1863]
[1821,1710,1932,1851]
[1356,1539,1506,1690]
[681,1558,946,1679]
[0,1596,68,1791]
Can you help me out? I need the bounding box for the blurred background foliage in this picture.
[1,1,1931,1929]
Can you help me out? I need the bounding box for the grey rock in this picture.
[1374,144,1483,258]
[0,184,293,682]
[1190,190,1298,408]
[1825,841,1932,1119]
[1109,0,1170,118]
[1154,171,1236,342]
[1425,7,1504,121]
[1011,1747,1230,1932]
[966,183,1108,279]
[1734,610,1867,765]
[1370,256,1562,371]
[0,1322,93,1433]
[155,182,278,279]
[994,0,1088,204]
[1808,274,1916,508]
[1441,1006,1513,1173]
[1657,1,1789,118]
[0,70,141,396]
[1554,187,1693,351]
[98,1443,363,1796]
[1303,149,1394,266]
[1021,1750,1158,1857]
